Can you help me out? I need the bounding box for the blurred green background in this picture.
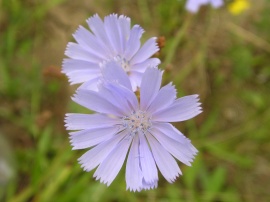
[0,0,270,201]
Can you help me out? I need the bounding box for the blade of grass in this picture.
[9,141,72,202]
[164,14,193,66]
[37,166,72,202]
[226,22,270,53]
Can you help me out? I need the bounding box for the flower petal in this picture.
[146,132,181,183]
[86,14,114,55]
[70,126,119,150]
[118,15,131,51]
[130,37,159,65]
[102,82,139,112]
[101,61,132,90]
[78,77,100,91]
[62,58,99,71]
[104,14,123,54]
[129,57,161,90]
[185,0,201,13]
[152,94,202,122]
[78,131,125,172]
[150,127,197,166]
[124,25,144,61]
[141,179,158,190]
[147,82,176,114]
[130,58,160,72]
[152,122,197,154]
[63,70,99,85]
[138,132,158,184]
[72,89,124,116]
[140,68,163,111]
[126,135,143,192]
[94,131,132,186]
[129,71,143,92]
[211,0,223,8]
[73,25,109,59]
[98,83,132,115]
[62,59,100,84]
[65,42,101,63]
[65,113,120,130]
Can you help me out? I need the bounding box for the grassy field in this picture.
[0,0,270,201]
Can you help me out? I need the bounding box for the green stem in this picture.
[164,14,193,66]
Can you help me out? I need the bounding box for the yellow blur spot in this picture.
[228,0,250,15]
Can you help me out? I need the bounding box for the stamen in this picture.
[115,55,130,72]
[122,110,152,136]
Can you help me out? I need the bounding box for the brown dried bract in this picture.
[154,36,166,57]
[43,65,65,79]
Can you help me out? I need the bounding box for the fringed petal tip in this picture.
[64,42,75,55]
[133,24,145,34]
[94,175,112,187]
[126,179,159,192]
[126,187,142,192]
[86,13,100,23]
[80,164,92,172]
[119,14,131,21]
[67,78,80,85]
[72,25,85,38]
[86,13,131,27]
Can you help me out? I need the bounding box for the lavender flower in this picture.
[62,14,160,91]
[185,0,223,13]
[65,62,202,191]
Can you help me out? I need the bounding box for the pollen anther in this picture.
[122,110,152,135]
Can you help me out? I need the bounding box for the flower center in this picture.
[122,110,152,136]
[115,55,130,72]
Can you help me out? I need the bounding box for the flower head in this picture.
[228,0,250,15]
[65,62,202,191]
[186,0,223,13]
[62,14,160,91]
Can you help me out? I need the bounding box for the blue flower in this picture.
[65,62,202,191]
[185,0,223,13]
[62,14,160,91]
